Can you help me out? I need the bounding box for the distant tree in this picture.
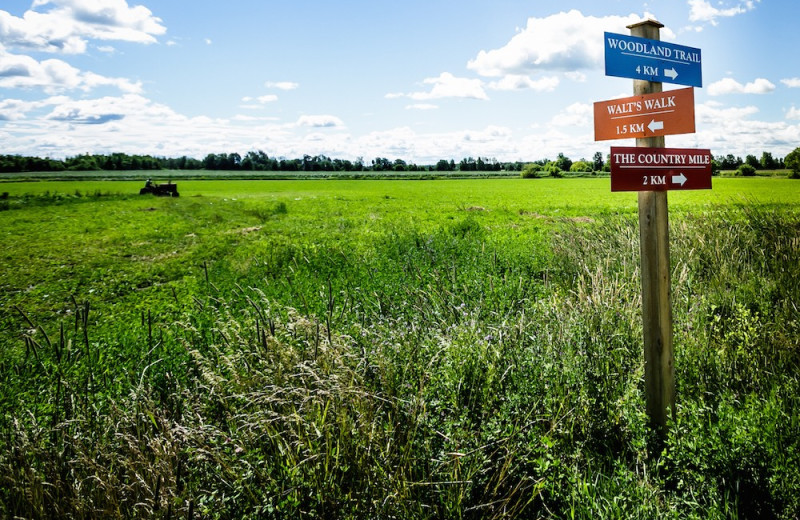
[0,154,64,172]
[718,154,742,170]
[554,153,572,172]
[760,151,778,170]
[280,158,300,171]
[745,154,760,170]
[372,157,391,171]
[242,151,260,170]
[459,157,478,171]
[302,154,314,171]
[485,157,502,171]
[434,159,456,171]
[203,153,217,169]
[66,154,101,171]
[592,152,604,172]
[711,159,720,176]
[785,147,800,178]
[334,158,354,171]
[543,163,563,178]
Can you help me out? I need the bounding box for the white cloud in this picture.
[406,103,438,110]
[0,0,165,54]
[461,125,513,143]
[265,81,299,90]
[708,77,776,96]
[2,82,796,166]
[696,100,759,123]
[354,125,518,163]
[565,71,587,83]
[0,97,52,120]
[240,94,277,109]
[688,0,759,26]
[781,78,800,88]
[44,94,163,124]
[0,47,141,93]
[2,92,298,159]
[204,38,212,45]
[0,10,87,53]
[296,115,345,128]
[679,100,800,158]
[231,114,279,122]
[394,72,489,101]
[550,102,592,128]
[54,0,165,41]
[487,74,559,92]
[467,10,644,77]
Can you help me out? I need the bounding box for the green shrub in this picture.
[520,163,541,179]
[737,164,757,177]
[545,165,563,178]
[569,161,592,173]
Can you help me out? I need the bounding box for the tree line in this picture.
[0,149,793,174]
[716,151,785,171]
[0,151,529,173]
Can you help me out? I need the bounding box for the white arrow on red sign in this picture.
[610,146,712,192]
[671,173,687,186]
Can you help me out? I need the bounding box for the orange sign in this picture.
[594,87,695,141]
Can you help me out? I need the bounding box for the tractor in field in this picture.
[139,179,179,197]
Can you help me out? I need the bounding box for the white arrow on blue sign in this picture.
[604,32,702,87]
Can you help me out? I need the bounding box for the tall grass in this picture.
[1,194,798,518]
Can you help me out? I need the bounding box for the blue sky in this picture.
[1,0,798,163]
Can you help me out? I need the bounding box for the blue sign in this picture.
[604,32,702,87]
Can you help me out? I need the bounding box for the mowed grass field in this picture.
[1,177,799,519]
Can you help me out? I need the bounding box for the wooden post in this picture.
[628,19,675,433]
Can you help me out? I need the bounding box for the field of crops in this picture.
[1,177,799,518]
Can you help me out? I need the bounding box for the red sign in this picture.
[610,146,712,192]
[594,87,695,141]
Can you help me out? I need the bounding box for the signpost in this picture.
[604,31,702,87]
[596,18,708,435]
[594,87,695,141]
[596,19,710,436]
[610,146,712,191]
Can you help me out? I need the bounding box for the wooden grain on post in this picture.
[628,19,675,433]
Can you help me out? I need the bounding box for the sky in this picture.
[1,0,798,164]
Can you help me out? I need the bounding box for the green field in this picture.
[1,177,799,518]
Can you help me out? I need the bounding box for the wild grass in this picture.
[0,179,798,518]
